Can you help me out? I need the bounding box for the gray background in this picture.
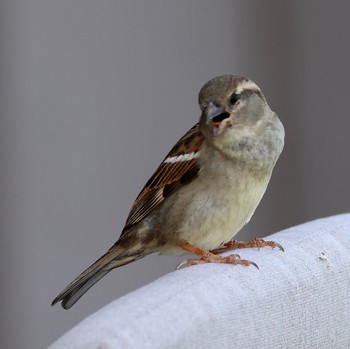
[1,1,350,348]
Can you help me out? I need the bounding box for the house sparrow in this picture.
[52,75,284,309]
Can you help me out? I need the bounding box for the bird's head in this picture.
[198,75,272,149]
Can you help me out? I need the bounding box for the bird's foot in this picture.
[210,237,284,255]
[176,242,258,270]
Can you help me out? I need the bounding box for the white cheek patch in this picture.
[235,81,260,94]
[164,152,199,164]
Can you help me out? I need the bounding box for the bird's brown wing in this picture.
[121,123,203,234]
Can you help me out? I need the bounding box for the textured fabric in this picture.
[49,214,350,349]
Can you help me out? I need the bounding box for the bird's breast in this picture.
[177,159,271,251]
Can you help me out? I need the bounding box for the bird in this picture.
[52,75,285,309]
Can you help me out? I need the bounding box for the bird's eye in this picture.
[230,93,241,105]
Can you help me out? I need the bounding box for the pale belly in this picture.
[161,168,270,254]
[183,184,266,249]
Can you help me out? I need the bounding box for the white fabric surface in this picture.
[49,214,350,349]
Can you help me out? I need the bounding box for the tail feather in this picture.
[60,269,110,309]
[52,245,140,309]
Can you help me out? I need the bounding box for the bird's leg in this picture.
[210,237,284,255]
[176,242,258,270]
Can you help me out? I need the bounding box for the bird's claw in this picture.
[176,253,259,270]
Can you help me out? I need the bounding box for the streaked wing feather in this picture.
[122,123,203,232]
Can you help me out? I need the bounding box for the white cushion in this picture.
[49,213,350,349]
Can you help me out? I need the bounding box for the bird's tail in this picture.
[51,244,141,309]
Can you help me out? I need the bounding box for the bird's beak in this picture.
[205,102,231,137]
[205,102,225,125]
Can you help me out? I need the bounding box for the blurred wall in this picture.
[1,1,350,348]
